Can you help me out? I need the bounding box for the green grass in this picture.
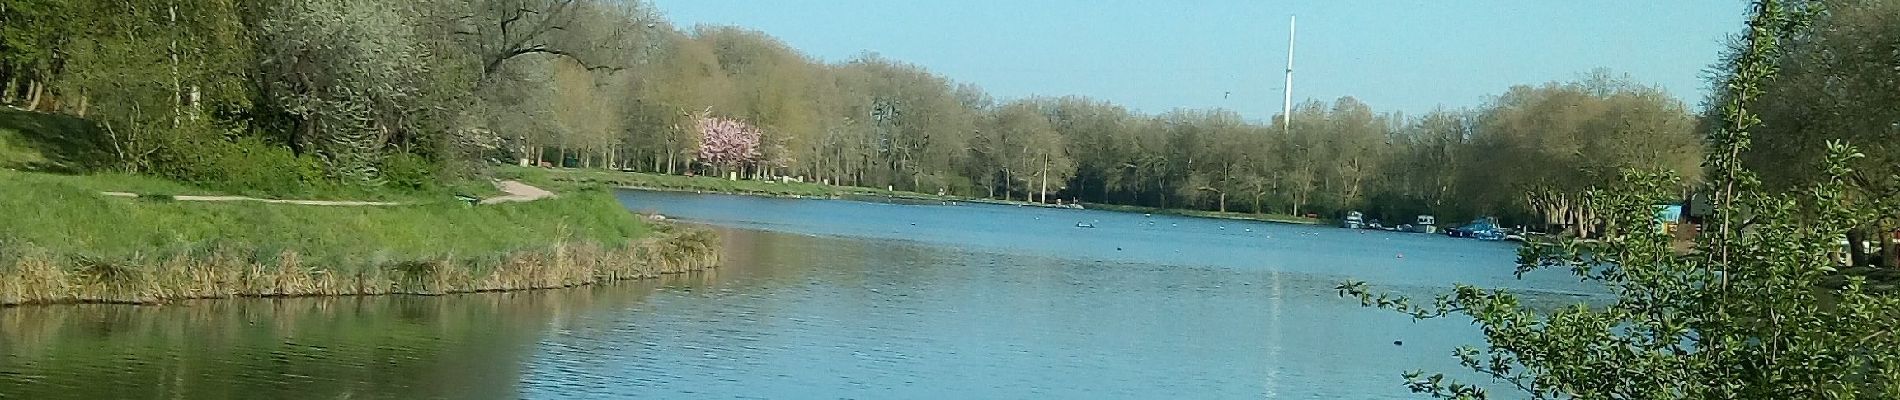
[0,108,109,173]
[0,124,46,169]
[0,169,649,266]
[0,168,721,305]
[1,107,717,305]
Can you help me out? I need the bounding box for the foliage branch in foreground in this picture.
[1337,1,1900,398]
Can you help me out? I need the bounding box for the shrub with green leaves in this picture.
[150,135,326,196]
[1337,1,1900,398]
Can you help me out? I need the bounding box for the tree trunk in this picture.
[1002,167,1012,201]
[2,74,16,105]
[1039,159,1049,204]
[517,139,531,166]
[26,79,44,111]
[189,86,201,120]
[1847,229,1872,267]
[1218,192,1227,213]
[1881,225,1897,269]
[169,4,182,128]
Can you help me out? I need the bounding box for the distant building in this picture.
[1655,204,1684,232]
[1684,192,1713,225]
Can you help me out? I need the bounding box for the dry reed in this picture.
[0,226,721,306]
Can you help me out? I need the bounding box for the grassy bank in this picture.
[0,168,721,305]
[507,166,1324,225]
[504,166,1323,224]
[1,110,721,306]
[498,165,889,198]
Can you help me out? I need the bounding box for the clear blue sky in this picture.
[649,1,1748,121]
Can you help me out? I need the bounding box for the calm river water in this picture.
[0,190,1598,399]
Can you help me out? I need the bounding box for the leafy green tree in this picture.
[254,0,446,183]
[1322,97,1387,209]
[51,0,250,172]
[1046,96,1136,201]
[973,100,1060,200]
[1463,77,1700,235]
[0,0,71,110]
[551,59,624,168]
[1338,2,1900,398]
[0,0,1732,219]
[1746,0,1900,268]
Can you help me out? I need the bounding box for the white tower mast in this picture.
[1282,15,1296,134]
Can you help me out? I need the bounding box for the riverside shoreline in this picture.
[0,225,721,306]
[1,164,723,307]
[510,167,1324,226]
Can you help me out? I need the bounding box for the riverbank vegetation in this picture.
[12,0,1886,249]
[0,165,719,305]
[500,166,872,199]
[0,0,734,305]
[0,0,1888,254]
[0,0,1697,229]
[1,0,1896,396]
[1342,1,1900,398]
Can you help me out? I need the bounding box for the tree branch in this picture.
[484,45,623,76]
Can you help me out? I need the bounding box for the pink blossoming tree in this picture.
[695,115,763,172]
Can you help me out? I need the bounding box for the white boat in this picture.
[1342,211,1365,229]
[1411,215,1438,234]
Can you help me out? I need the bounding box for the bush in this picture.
[379,152,438,192]
[151,135,324,196]
[914,173,972,196]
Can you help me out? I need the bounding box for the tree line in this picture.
[1730,0,1900,267]
[1,1,1890,242]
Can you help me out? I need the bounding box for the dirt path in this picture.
[480,180,555,204]
[97,180,554,206]
[99,192,404,206]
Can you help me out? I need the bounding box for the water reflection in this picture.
[2,192,1572,398]
[0,275,694,399]
[516,229,1498,398]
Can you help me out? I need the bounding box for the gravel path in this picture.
[480,180,556,204]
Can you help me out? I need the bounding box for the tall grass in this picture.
[0,169,721,306]
[0,226,720,305]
